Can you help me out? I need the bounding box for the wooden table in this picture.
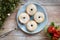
[0,0,60,40]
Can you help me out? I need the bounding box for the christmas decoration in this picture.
[0,0,20,28]
[7,13,11,16]
[45,22,60,40]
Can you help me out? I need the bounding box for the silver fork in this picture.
[0,28,17,38]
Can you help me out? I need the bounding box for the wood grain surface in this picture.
[0,0,60,40]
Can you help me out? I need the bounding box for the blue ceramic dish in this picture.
[16,2,48,34]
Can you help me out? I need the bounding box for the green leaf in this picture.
[50,22,55,26]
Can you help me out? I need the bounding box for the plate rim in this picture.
[16,2,48,34]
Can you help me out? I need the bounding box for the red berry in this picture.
[56,31,60,37]
[52,27,56,33]
[48,26,56,33]
[53,33,59,38]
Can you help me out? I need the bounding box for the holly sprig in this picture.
[0,0,20,28]
[46,22,60,40]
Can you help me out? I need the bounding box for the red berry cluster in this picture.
[48,26,60,40]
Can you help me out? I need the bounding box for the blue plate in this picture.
[16,2,48,34]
